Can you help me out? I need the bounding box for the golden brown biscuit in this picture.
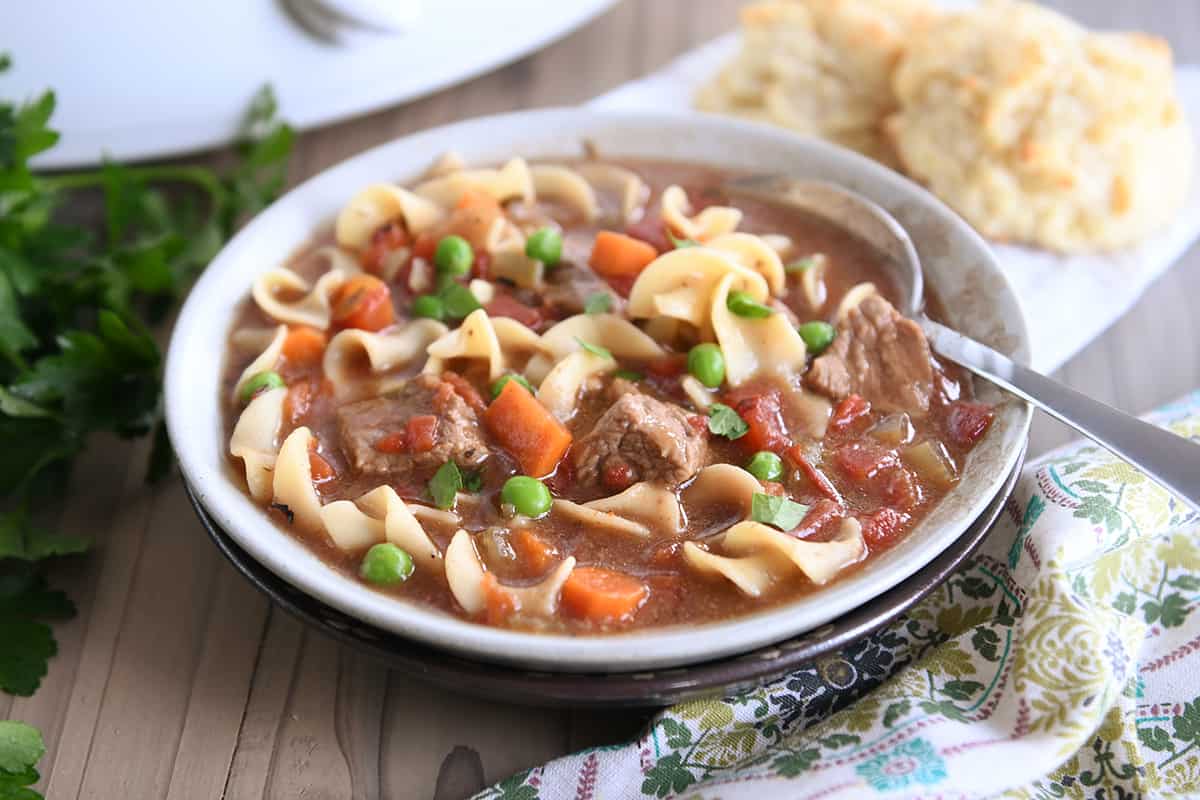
[696,0,937,165]
[886,0,1193,252]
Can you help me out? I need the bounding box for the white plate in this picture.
[165,109,1032,671]
[1,0,616,168]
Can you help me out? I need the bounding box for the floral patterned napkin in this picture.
[474,392,1200,799]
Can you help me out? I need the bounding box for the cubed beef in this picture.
[572,390,706,487]
[337,373,488,477]
[805,295,933,415]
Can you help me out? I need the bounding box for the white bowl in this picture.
[166,108,1031,672]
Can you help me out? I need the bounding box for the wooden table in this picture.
[8,1,1200,797]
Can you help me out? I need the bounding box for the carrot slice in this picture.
[308,451,336,484]
[481,573,518,626]
[281,326,327,367]
[332,274,394,332]
[588,231,658,279]
[483,380,572,477]
[511,529,557,576]
[560,566,648,623]
[455,187,502,214]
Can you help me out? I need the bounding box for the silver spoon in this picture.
[726,175,1200,512]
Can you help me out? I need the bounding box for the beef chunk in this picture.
[572,390,706,487]
[541,264,623,318]
[337,373,488,477]
[805,294,933,414]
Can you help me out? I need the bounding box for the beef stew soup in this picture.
[222,157,995,633]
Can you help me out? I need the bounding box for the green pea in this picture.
[501,475,552,518]
[798,321,837,355]
[360,542,414,585]
[687,343,726,388]
[411,294,445,321]
[525,227,563,266]
[239,370,285,403]
[491,373,535,400]
[746,451,784,482]
[434,235,473,276]
[726,290,773,319]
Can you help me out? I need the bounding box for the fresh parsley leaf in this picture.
[462,469,484,493]
[0,510,88,561]
[0,719,44,783]
[708,403,748,440]
[439,282,482,320]
[575,337,613,360]
[0,570,75,696]
[667,231,699,249]
[785,254,825,274]
[751,492,810,531]
[614,369,643,382]
[583,291,612,315]
[726,290,773,319]
[429,462,463,509]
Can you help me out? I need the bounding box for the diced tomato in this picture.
[284,381,314,429]
[624,214,669,253]
[546,456,575,496]
[792,498,845,538]
[412,232,438,261]
[860,507,912,548]
[485,293,544,329]
[727,388,788,454]
[441,371,487,414]
[406,415,439,453]
[786,445,842,503]
[308,450,336,484]
[602,459,636,493]
[361,222,410,274]
[473,250,492,281]
[880,467,922,511]
[829,394,871,434]
[835,442,900,482]
[605,274,638,299]
[759,480,786,497]
[946,401,995,448]
[374,431,408,454]
[686,414,709,435]
[645,354,687,378]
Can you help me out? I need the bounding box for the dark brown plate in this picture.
[186,446,1022,707]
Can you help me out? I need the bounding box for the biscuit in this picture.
[886,0,1193,252]
[696,0,937,165]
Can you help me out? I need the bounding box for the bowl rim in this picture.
[166,107,1032,671]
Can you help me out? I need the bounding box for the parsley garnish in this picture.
[429,462,463,509]
[575,337,613,360]
[708,403,748,440]
[0,53,293,750]
[583,291,613,315]
[614,369,643,382]
[751,492,810,531]
[785,254,826,274]
[667,231,699,249]
[726,290,773,319]
[462,468,484,493]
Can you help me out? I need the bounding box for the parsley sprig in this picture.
[0,56,294,790]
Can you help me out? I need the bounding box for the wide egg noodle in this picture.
[574,162,650,224]
[529,164,599,222]
[660,184,742,242]
[535,350,615,422]
[414,157,534,208]
[552,499,651,538]
[538,313,666,362]
[704,232,787,296]
[232,324,286,402]
[626,247,766,337]
[252,261,356,330]
[444,529,576,617]
[320,486,441,561]
[681,543,781,598]
[229,386,286,502]
[584,482,685,535]
[423,310,543,380]
[721,518,866,585]
[834,281,878,322]
[324,320,448,401]
[335,184,444,250]
[271,427,324,534]
[711,271,808,386]
[682,464,763,521]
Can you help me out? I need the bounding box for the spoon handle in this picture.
[921,319,1200,512]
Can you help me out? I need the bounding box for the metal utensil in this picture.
[726,174,1200,512]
